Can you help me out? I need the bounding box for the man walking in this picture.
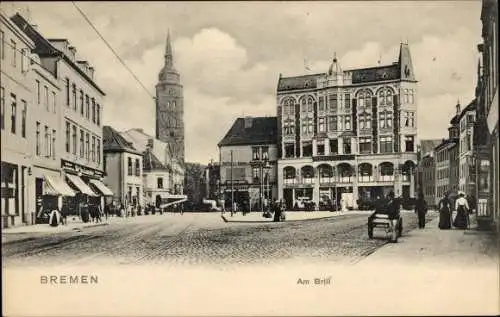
[414,191,428,229]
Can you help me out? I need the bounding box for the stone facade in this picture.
[276,44,418,210]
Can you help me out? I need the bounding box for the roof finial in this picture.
[165,28,173,68]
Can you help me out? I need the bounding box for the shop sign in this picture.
[61,160,104,178]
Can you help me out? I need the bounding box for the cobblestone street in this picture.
[2,211,438,267]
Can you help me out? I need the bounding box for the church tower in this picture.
[155,30,185,163]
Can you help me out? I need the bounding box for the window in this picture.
[79,130,84,158]
[357,91,371,109]
[302,121,307,134]
[302,142,313,157]
[318,96,325,111]
[128,186,132,204]
[405,135,414,152]
[345,116,351,130]
[284,143,294,158]
[10,94,16,134]
[85,133,89,160]
[252,147,260,160]
[36,80,40,104]
[403,111,409,127]
[65,122,70,153]
[44,126,49,156]
[409,112,415,127]
[44,86,49,110]
[135,158,140,176]
[0,31,4,60]
[380,112,386,128]
[359,137,371,154]
[329,94,338,112]
[92,136,96,162]
[283,117,294,135]
[378,88,393,106]
[319,117,326,132]
[36,122,40,156]
[345,94,351,111]
[21,49,27,72]
[301,98,307,113]
[52,91,56,113]
[21,100,26,138]
[404,89,409,103]
[386,112,393,128]
[80,90,84,116]
[317,142,325,156]
[1,87,4,129]
[72,126,77,155]
[128,157,132,175]
[252,167,260,183]
[157,177,163,189]
[343,138,351,154]
[72,84,77,110]
[307,117,313,133]
[409,89,414,104]
[96,139,101,164]
[85,95,90,119]
[92,98,96,123]
[329,116,337,131]
[262,147,269,160]
[380,136,393,153]
[96,104,100,126]
[330,139,338,154]
[11,40,16,67]
[65,78,70,106]
[307,97,313,112]
[52,129,56,159]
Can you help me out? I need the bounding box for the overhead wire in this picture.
[70,1,155,100]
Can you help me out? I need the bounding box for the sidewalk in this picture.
[220,210,375,223]
[359,211,500,267]
[1,219,109,235]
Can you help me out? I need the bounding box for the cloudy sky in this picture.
[4,1,482,163]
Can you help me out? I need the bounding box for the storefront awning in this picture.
[44,175,76,197]
[66,174,97,196]
[89,179,114,196]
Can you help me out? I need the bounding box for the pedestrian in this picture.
[437,192,452,229]
[453,192,470,229]
[414,191,428,229]
[273,200,282,222]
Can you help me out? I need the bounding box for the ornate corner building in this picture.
[276,44,418,210]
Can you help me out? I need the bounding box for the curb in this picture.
[1,222,109,236]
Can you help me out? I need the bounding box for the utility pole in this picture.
[230,150,234,217]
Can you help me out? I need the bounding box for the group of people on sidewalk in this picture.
[436,191,473,230]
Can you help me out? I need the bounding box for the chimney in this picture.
[88,66,95,80]
[244,116,253,129]
[147,138,154,149]
[68,46,77,60]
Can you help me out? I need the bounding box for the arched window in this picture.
[379,162,394,181]
[301,166,315,184]
[357,90,372,109]
[318,164,334,183]
[301,98,307,113]
[307,97,314,112]
[337,163,353,183]
[284,167,296,184]
[378,88,393,106]
[358,163,373,182]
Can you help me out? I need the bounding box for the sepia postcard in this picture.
[1,1,499,316]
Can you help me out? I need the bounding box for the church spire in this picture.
[165,29,173,68]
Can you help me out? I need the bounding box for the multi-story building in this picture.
[103,125,141,207]
[218,117,278,210]
[11,14,108,217]
[416,139,441,206]
[457,100,476,195]
[434,139,451,201]
[475,0,498,231]
[121,128,186,207]
[276,43,418,209]
[205,161,221,201]
[1,12,35,228]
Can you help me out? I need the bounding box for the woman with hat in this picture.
[453,191,469,229]
[437,192,452,229]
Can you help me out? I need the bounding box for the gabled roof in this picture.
[103,126,141,154]
[218,117,277,147]
[143,148,171,172]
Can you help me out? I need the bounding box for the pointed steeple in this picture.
[165,29,174,69]
[398,42,416,81]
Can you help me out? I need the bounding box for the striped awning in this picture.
[43,175,75,197]
[89,179,114,196]
[66,174,97,196]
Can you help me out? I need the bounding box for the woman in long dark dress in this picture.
[438,193,452,229]
[453,192,469,229]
